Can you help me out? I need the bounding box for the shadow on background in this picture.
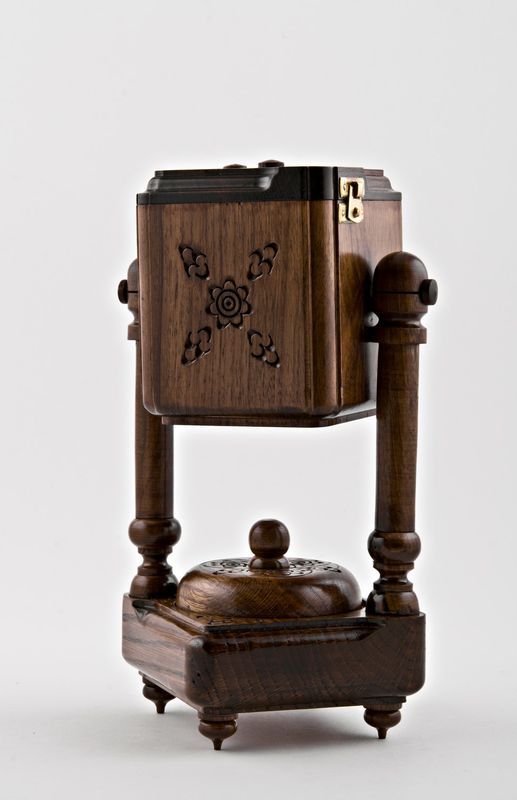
[24,704,372,757]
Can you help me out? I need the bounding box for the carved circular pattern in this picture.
[207,280,252,329]
[218,289,241,316]
[203,558,343,576]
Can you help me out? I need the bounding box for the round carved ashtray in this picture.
[175,519,363,619]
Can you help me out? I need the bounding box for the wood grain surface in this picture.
[122,594,423,716]
[174,519,362,619]
[137,198,401,424]
[366,252,437,616]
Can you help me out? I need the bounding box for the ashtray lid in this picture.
[175,519,363,619]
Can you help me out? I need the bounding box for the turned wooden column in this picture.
[366,251,437,616]
[363,251,436,740]
[119,260,181,599]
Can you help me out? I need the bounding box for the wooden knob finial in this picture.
[419,278,438,306]
[248,519,290,570]
[118,278,129,304]
[372,251,429,295]
[369,251,438,347]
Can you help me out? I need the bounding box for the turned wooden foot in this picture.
[198,714,238,750]
[364,703,402,739]
[141,674,175,714]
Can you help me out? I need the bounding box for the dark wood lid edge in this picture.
[137,166,401,205]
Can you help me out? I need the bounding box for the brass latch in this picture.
[338,177,365,223]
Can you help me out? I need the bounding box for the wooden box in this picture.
[136,164,401,426]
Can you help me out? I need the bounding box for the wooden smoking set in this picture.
[119,161,437,750]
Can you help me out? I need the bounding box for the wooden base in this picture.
[122,594,424,747]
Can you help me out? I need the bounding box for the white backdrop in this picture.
[1,1,516,798]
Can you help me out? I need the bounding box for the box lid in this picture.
[137,163,401,205]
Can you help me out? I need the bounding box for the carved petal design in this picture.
[206,279,252,329]
[247,329,280,368]
[179,245,281,367]
[179,245,210,280]
[182,327,212,365]
[247,242,279,281]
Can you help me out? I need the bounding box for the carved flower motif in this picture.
[179,242,280,367]
[206,279,252,329]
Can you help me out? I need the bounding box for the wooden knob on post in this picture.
[118,279,129,304]
[419,278,438,306]
[248,519,290,570]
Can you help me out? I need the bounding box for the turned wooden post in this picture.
[363,251,436,740]
[119,260,181,599]
[366,251,437,616]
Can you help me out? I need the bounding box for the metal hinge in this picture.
[338,177,365,223]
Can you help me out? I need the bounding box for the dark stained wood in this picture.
[133,346,173,521]
[366,252,437,616]
[137,165,400,206]
[175,519,362,619]
[137,198,400,425]
[363,703,402,740]
[160,403,376,428]
[120,261,181,599]
[130,594,366,634]
[122,594,420,716]
[337,199,402,408]
[308,201,339,414]
[120,167,436,748]
[138,200,310,416]
[198,714,238,751]
[141,673,175,714]
[128,345,181,599]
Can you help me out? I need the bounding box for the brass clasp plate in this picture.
[338,177,365,223]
